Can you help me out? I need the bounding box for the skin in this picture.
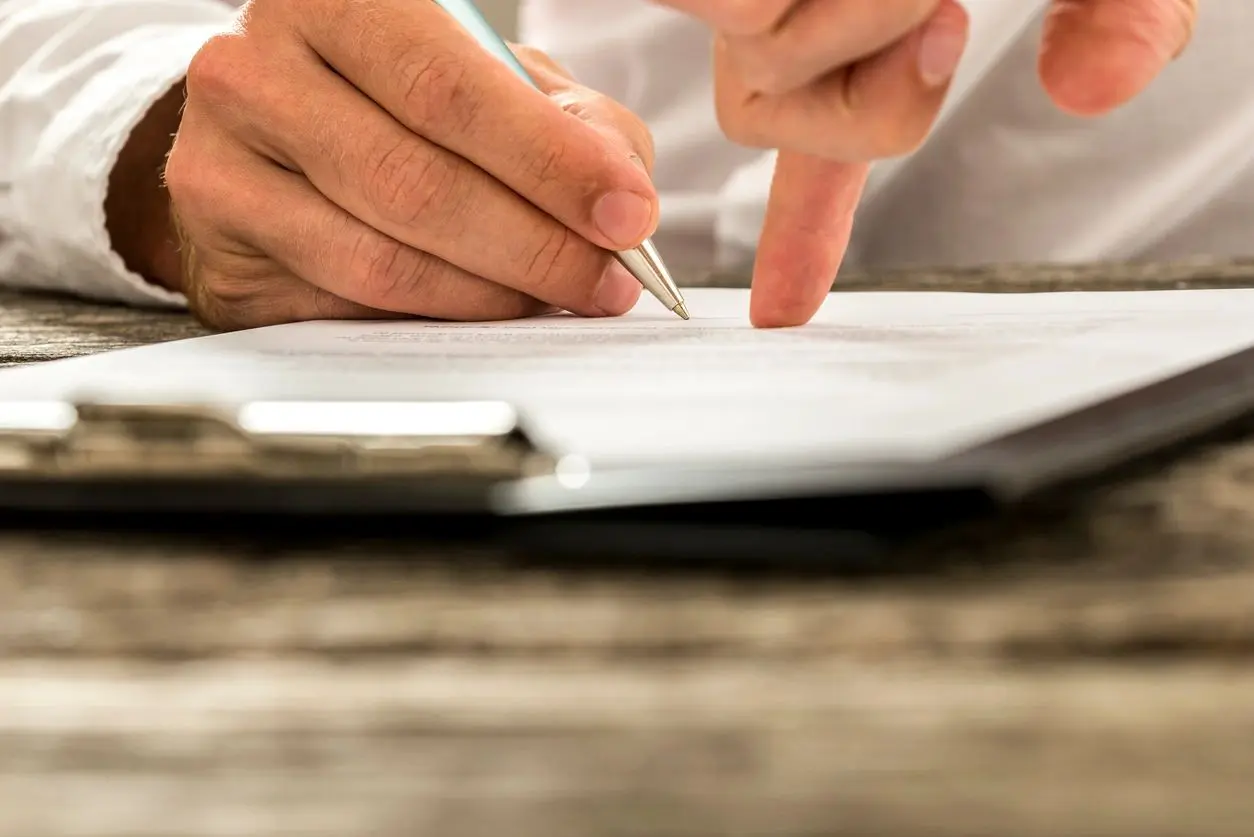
[659,0,1201,327]
[110,0,661,330]
[108,0,1201,331]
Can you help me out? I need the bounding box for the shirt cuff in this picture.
[11,22,229,309]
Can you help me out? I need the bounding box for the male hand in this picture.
[661,0,1199,328]
[157,0,658,329]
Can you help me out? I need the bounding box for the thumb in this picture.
[1039,0,1198,116]
[750,152,869,328]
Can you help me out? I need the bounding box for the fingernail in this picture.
[628,154,650,174]
[917,8,968,87]
[593,190,654,249]
[594,260,642,316]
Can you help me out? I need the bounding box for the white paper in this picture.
[4,287,1254,468]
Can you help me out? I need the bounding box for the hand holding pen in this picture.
[162,0,661,330]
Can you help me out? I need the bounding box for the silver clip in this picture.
[0,400,553,481]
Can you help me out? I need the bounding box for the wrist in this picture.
[104,81,187,293]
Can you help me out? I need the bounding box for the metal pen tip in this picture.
[615,239,687,323]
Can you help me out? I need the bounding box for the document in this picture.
[4,287,1254,469]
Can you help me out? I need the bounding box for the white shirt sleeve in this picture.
[0,0,236,308]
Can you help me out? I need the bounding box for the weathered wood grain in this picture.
[4,659,1254,837]
[0,292,202,367]
[6,261,1254,837]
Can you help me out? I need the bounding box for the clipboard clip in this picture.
[0,399,556,481]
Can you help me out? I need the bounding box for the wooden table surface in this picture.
[6,259,1254,837]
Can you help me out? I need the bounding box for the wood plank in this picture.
[1,658,1251,837]
[3,534,1254,659]
[0,291,203,367]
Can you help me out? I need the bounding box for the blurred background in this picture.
[479,0,518,38]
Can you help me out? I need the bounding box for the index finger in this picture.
[656,0,799,35]
[1039,0,1199,115]
[286,0,658,252]
[750,152,868,329]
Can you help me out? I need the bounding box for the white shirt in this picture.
[4,0,1254,308]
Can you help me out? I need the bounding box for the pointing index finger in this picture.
[750,152,868,329]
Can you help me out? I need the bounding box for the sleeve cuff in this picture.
[11,21,229,309]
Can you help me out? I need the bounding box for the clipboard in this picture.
[2,340,1252,533]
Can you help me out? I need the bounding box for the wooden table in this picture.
[6,260,1254,837]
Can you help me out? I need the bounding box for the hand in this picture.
[155,0,657,329]
[661,0,1199,328]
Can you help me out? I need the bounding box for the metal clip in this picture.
[0,400,553,482]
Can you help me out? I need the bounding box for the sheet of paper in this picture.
[4,287,1254,468]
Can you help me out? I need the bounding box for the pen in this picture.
[432,0,690,320]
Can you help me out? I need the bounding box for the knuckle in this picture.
[307,286,352,321]
[714,94,769,148]
[555,92,655,167]
[745,66,790,97]
[521,135,575,188]
[713,54,772,148]
[519,224,593,302]
[860,105,936,159]
[727,41,790,96]
[395,45,482,134]
[832,69,939,160]
[604,99,657,165]
[185,34,251,108]
[163,141,217,220]
[353,233,426,307]
[364,138,457,229]
[552,88,594,120]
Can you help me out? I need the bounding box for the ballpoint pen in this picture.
[432,0,690,320]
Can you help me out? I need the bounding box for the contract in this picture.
[3,288,1254,469]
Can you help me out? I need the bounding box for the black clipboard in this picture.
[2,342,1252,533]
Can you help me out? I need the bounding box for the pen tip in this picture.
[673,302,690,321]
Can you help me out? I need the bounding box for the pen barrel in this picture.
[616,241,684,312]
